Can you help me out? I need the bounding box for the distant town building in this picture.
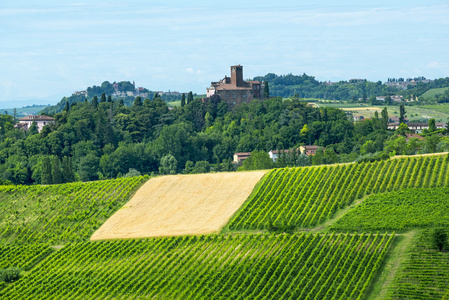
[16,115,54,132]
[207,65,262,107]
[387,122,446,133]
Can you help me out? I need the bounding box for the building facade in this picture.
[207,65,262,106]
[17,115,55,132]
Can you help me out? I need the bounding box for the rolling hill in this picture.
[1,153,449,299]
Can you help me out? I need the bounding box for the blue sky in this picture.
[1,0,449,107]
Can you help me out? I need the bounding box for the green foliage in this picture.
[41,156,52,184]
[51,156,62,184]
[159,154,178,175]
[123,168,141,178]
[239,150,273,171]
[0,233,394,299]
[0,268,21,283]
[432,228,448,252]
[0,176,148,245]
[228,155,449,231]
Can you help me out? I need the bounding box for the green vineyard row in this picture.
[331,187,449,232]
[0,176,148,245]
[0,233,394,300]
[389,229,449,299]
[0,244,52,270]
[227,154,449,230]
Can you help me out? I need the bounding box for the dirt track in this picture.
[91,171,267,240]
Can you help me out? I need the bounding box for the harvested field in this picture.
[91,171,267,240]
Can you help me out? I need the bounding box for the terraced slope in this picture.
[0,233,394,300]
[227,154,449,231]
[91,171,267,240]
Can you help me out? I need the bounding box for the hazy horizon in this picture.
[2,0,449,107]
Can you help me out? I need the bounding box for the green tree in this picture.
[78,153,100,181]
[107,95,112,103]
[181,93,186,107]
[263,81,269,98]
[184,160,194,174]
[192,160,211,174]
[296,153,310,166]
[101,92,106,103]
[399,104,406,124]
[312,148,325,165]
[381,107,389,130]
[51,156,62,184]
[187,91,193,104]
[159,154,178,175]
[240,150,272,171]
[432,228,448,252]
[397,122,410,136]
[92,96,98,108]
[428,118,436,132]
[133,96,143,107]
[64,101,70,112]
[28,121,39,135]
[41,156,52,184]
[62,156,75,183]
[300,124,311,145]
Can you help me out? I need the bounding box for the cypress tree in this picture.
[92,96,98,108]
[62,156,75,183]
[101,92,106,103]
[181,93,186,107]
[41,157,52,184]
[187,91,193,104]
[51,156,62,184]
[107,95,112,103]
[263,81,270,98]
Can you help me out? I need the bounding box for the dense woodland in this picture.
[1,87,449,185]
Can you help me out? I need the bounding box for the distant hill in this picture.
[1,105,51,118]
[419,87,449,101]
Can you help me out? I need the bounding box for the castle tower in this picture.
[231,65,243,87]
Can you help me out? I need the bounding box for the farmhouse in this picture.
[299,145,324,156]
[233,152,251,164]
[16,115,54,132]
[206,65,262,107]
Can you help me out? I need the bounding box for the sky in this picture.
[1,0,449,107]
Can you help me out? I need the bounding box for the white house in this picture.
[17,115,55,132]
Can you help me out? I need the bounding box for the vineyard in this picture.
[227,154,449,231]
[331,187,449,232]
[0,244,52,270]
[0,232,394,300]
[0,176,148,245]
[1,153,449,299]
[388,229,449,299]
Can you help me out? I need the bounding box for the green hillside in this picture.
[0,233,393,300]
[1,155,449,299]
[0,176,148,245]
[331,187,449,232]
[419,87,449,100]
[227,154,449,231]
[422,103,449,115]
